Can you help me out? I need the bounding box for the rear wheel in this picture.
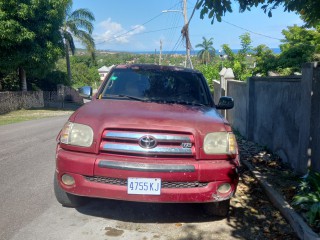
[54,173,88,208]
[203,199,230,217]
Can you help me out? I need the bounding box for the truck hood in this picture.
[71,99,229,136]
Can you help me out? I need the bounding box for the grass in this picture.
[0,109,74,126]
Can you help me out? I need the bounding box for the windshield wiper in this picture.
[148,98,207,107]
[173,100,207,107]
[102,94,146,102]
[118,94,147,102]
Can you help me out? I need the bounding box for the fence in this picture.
[215,63,320,174]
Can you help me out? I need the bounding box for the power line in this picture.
[221,20,282,41]
[99,26,183,45]
[96,13,164,45]
[163,1,183,51]
[96,2,182,45]
[129,26,183,36]
[170,35,184,54]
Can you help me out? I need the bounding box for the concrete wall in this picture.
[213,80,221,105]
[310,63,320,171]
[218,63,320,174]
[227,80,247,137]
[0,91,44,114]
[298,63,320,173]
[246,76,302,170]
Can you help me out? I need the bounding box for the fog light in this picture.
[61,174,75,186]
[217,183,231,194]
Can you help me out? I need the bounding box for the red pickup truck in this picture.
[54,64,239,217]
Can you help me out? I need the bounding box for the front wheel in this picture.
[203,199,230,217]
[54,173,88,208]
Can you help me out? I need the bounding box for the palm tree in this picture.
[195,37,215,65]
[61,1,95,82]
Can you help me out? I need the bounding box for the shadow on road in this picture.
[77,198,222,224]
[74,168,298,240]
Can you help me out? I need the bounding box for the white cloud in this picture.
[95,18,146,45]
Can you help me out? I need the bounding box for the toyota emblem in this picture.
[138,135,157,149]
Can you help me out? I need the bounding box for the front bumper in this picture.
[56,148,239,203]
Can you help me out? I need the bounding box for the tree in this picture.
[221,44,235,63]
[195,64,220,91]
[251,26,320,76]
[253,44,278,76]
[0,0,68,91]
[196,0,320,27]
[277,25,320,73]
[238,33,252,56]
[69,62,99,88]
[195,37,216,65]
[280,25,320,54]
[219,33,253,80]
[61,1,96,82]
[237,33,253,80]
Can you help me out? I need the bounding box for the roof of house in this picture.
[98,65,114,72]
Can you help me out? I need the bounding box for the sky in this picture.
[72,0,304,53]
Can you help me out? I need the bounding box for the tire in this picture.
[203,199,230,217]
[54,173,88,208]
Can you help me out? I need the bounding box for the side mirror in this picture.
[78,86,92,99]
[216,96,234,110]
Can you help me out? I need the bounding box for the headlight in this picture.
[60,122,93,147]
[203,132,237,155]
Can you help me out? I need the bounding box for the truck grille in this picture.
[100,130,195,157]
[85,176,208,188]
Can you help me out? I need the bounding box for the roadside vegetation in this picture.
[293,171,320,230]
[0,109,73,126]
[1,1,319,92]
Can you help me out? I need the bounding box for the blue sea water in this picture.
[133,48,281,55]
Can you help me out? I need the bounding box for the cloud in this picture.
[95,18,146,45]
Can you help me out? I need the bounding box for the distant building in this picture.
[98,65,114,81]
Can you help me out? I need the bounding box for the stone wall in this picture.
[0,86,84,114]
[56,85,83,104]
[0,91,44,114]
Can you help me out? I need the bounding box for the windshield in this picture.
[100,68,210,106]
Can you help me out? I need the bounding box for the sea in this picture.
[133,48,281,55]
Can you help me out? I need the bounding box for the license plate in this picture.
[127,178,161,195]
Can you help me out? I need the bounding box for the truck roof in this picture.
[114,64,201,74]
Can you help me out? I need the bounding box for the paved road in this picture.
[0,116,250,240]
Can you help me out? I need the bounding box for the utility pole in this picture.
[162,3,193,68]
[159,40,162,65]
[183,0,193,69]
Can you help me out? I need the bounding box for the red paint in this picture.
[55,64,239,203]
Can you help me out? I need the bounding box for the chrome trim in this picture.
[105,131,191,143]
[98,160,195,172]
[102,143,192,155]
[85,176,207,188]
[138,135,157,149]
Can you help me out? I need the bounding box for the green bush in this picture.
[195,64,220,91]
[293,171,320,227]
[0,72,20,91]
